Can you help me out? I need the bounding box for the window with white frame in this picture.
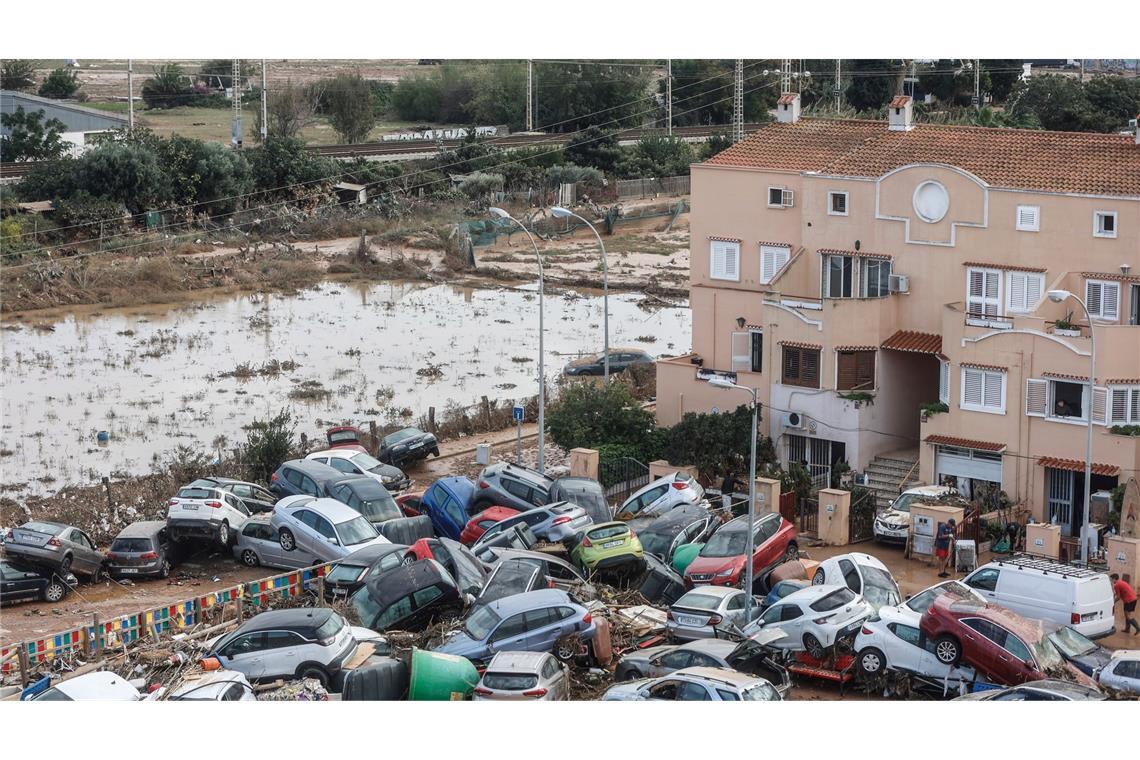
[960,367,1005,414]
[1025,378,1109,425]
[1093,211,1117,238]
[1006,271,1045,313]
[767,187,794,208]
[966,267,1002,317]
[1109,386,1140,425]
[828,192,848,216]
[1085,279,1120,321]
[759,245,790,284]
[939,360,950,405]
[1015,205,1040,232]
[824,254,853,298]
[862,258,892,298]
[710,240,740,281]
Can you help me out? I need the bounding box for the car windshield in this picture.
[33,688,73,701]
[1030,633,1065,671]
[742,682,780,701]
[701,529,747,558]
[336,516,379,546]
[110,538,153,553]
[358,492,401,522]
[443,544,486,594]
[889,493,922,513]
[482,673,538,691]
[1048,627,1097,658]
[638,531,673,557]
[350,453,385,471]
[810,588,858,612]
[587,525,628,541]
[315,613,345,641]
[329,430,358,443]
[675,592,724,611]
[326,562,369,584]
[351,588,382,627]
[860,566,900,607]
[464,605,501,640]
[385,429,421,444]
[22,521,66,535]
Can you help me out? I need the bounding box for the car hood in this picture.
[685,555,744,576]
[876,509,911,524]
[434,632,482,658]
[603,678,652,700]
[1067,649,1113,676]
[350,626,385,643]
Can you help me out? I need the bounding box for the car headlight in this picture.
[715,567,736,577]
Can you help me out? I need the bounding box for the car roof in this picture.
[483,588,571,615]
[114,520,168,538]
[338,542,407,565]
[681,585,739,599]
[679,638,739,657]
[51,671,139,700]
[22,520,70,531]
[586,521,630,533]
[281,496,362,522]
[1017,679,1105,699]
[940,596,1042,637]
[485,651,550,672]
[282,458,346,478]
[900,485,954,497]
[552,476,603,491]
[673,666,762,687]
[474,506,520,520]
[1108,649,1140,661]
[481,462,552,485]
[234,607,335,633]
[783,585,850,604]
[308,448,366,459]
[341,477,387,496]
[169,670,248,698]
[642,505,710,534]
[365,560,454,606]
[489,548,578,572]
[827,552,888,569]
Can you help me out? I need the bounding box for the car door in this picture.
[643,679,682,700]
[1100,659,1140,692]
[838,559,861,594]
[217,632,268,679]
[409,585,446,629]
[676,680,714,701]
[523,607,562,652]
[260,630,306,679]
[289,509,324,556]
[543,655,569,700]
[639,485,672,518]
[751,518,778,573]
[68,529,102,575]
[995,626,1038,683]
[282,467,305,496]
[960,618,1009,680]
[309,513,342,558]
[224,494,250,528]
[650,649,693,678]
[885,622,926,673]
[490,612,530,655]
[0,562,37,602]
[328,457,362,477]
[724,591,748,626]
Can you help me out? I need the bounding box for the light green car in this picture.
[671,543,704,575]
[570,521,644,575]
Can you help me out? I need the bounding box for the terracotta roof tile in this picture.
[889,95,912,109]
[881,330,942,355]
[819,247,892,260]
[1037,456,1120,477]
[758,240,794,248]
[1042,371,1090,382]
[962,362,1008,372]
[1081,271,1140,284]
[1107,378,1140,385]
[925,435,1006,452]
[704,118,1140,197]
[777,93,799,106]
[709,235,741,242]
[779,340,822,350]
[835,345,878,352]
[962,261,1047,273]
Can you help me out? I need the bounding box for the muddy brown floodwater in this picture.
[0,281,690,497]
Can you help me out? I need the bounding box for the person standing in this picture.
[721,469,738,511]
[935,518,957,578]
[1110,573,1139,635]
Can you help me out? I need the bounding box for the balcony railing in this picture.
[964,311,1014,330]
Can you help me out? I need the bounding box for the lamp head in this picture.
[708,377,735,390]
[488,207,509,219]
[1047,289,1071,304]
[550,206,572,219]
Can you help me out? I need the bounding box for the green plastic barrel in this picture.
[672,543,704,575]
[407,648,479,701]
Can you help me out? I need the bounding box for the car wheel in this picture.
[803,633,825,660]
[158,560,171,579]
[811,569,825,585]
[42,580,67,603]
[58,555,73,576]
[553,636,579,662]
[241,549,260,567]
[279,528,296,552]
[784,542,799,562]
[615,667,638,682]
[933,635,961,665]
[857,647,886,676]
[217,521,230,547]
[296,664,329,688]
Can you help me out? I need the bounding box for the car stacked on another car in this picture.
[683,513,797,592]
[233,517,318,571]
[0,559,77,605]
[459,506,521,546]
[326,476,403,528]
[1095,650,1140,695]
[105,521,174,579]
[613,633,791,697]
[635,505,718,566]
[665,586,759,642]
[306,449,409,493]
[270,496,390,563]
[547,476,611,525]
[270,459,356,500]
[3,521,104,579]
[404,537,488,597]
[323,543,409,602]
[420,477,478,541]
[602,666,783,701]
[812,552,901,611]
[197,477,278,514]
[350,559,465,633]
[569,521,644,576]
[475,502,592,545]
[473,462,553,512]
[744,585,875,660]
[378,427,440,468]
[166,480,252,547]
[615,472,706,522]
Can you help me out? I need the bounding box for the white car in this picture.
[270,495,389,563]
[811,552,902,611]
[854,599,977,686]
[665,586,758,642]
[473,651,569,701]
[168,669,256,701]
[32,671,149,701]
[742,584,874,658]
[207,608,381,689]
[166,479,252,547]
[602,666,782,701]
[305,449,409,492]
[873,485,953,543]
[1095,650,1140,695]
[615,472,706,522]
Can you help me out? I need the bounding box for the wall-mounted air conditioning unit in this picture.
[888,274,910,293]
[782,412,806,430]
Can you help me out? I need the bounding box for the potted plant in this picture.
[1053,311,1080,337]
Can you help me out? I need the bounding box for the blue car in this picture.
[760,579,810,611]
[434,589,596,665]
[420,477,476,541]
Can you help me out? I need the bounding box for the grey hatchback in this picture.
[233,518,318,571]
[473,462,553,512]
[106,521,174,579]
[4,521,104,578]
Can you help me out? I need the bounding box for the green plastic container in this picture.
[407,648,479,701]
[672,543,704,575]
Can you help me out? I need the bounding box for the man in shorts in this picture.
[935,518,956,578]
[1110,573,1139,635]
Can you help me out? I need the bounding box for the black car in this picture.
[327,477,403,527]
[0,559,77,605]
[378,427,440,468]
[563,347,653,376]
[350,560,464,632]
[548,476,611,525]
[634,505,718,565]
[475,558,546,606]
[1045,624,1113,676]
[324,543,409,602]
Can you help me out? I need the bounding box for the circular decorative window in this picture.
[912,180,950,223]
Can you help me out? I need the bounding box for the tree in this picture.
[846,59,902,112]
[918,59,981,107]
[38,67,80,99]
[73,141,169,213]
[661,60,777,126]
[324,72,376,143]
[699,133,733,161]
[142,63,190,109]
[157,135,253,215]
[1,60,37,91]
[0,106,67,162]
[465,63,527,130]
[546,381,657,453]
[238,410,296,483]
[981,59,1024,102]
[563,126,622,174]
[257,79,320,140]
[1082,75,1140,132]
[391,72,443,122]
[534,61,653,133]
[664,406,777,482]
[616,135,694,179]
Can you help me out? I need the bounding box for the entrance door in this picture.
[1047,468,1075,536]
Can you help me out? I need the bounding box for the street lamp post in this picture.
[489,207,546,472]
[550,206,610,382]
[708,377,759,620]
[1048,290,1096,564]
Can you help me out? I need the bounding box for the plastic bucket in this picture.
[407,648,478,701]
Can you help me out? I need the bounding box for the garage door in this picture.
[935,445,1002,483]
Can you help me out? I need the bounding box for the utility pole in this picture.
[1079,58,1085,83]
[834,59,841,112]
[733,59,744,144]
[231,59,243,149]
[260,59,268,143]
[973,58,981,109]
[781,58,792,94]
[127,59,134,131]
[666,59,672,136]
[526,59,533,131]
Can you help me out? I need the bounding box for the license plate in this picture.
[332,588,347,597]
[409,442,422,449]
[602,540,623,549]
[120,568,138,574]
[182,503,198,510]
[676,615,704,626]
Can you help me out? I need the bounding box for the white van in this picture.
[961,555,1115,638]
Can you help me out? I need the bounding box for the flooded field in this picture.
[0,281,690,496]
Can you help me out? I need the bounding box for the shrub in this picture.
[237,409,296,483]
[664,405,776,482]
[1,60,37,91]
[324,72,377,143]
[54,193,128,237]
[546,381,656,453]
[38,67,80,99]
[1,106,67,162]
[458,171,504,198]
[142,63,190,109]
[249,137,337,198]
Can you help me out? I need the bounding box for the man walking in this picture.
[1110,573,1139,635]
[936,518,957,578]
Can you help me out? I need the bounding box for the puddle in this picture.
[0,281,691,496]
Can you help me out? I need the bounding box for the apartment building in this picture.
[658,94,1140,537]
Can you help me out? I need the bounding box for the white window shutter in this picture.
[782,189,794,207]
[1091,386,1109,425]
[1110,388,1129,424]
[1025,274,1043,311]
[1131,389,1140,422]
[724,242,739,280]
[939,361,950,405]
[983,372,1004,410]
[761,250,775,283]
[984,271,999,315]
[1102,282,1119,320]
[710,242,724,279]
[962,369,983,407]
[967,269,985,313]
[1086,281,1102,316]
[1007,272,1027,312]
[1025,378,1048,416]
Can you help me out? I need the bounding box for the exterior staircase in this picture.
[862,451,921,510]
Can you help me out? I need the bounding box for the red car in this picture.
[683,513,798,591]
[325,425,370,454]
[919,593,1094,687]
[395,492,425,517]
[459,506,521,546]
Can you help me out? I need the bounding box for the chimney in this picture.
[1134,113,1139,145]
[776,92,801,124]
[888,95,914,132]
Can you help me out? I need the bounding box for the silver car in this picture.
[3,521,104,578]
[602,666,783,701]
[615,472,706,522]
[477,502,592,544]
[666,586,757,641]
[743,584,874,659]
[233,518,317,571]
[270,496,389,562]
[473,651,569,701]
[614,631,791,697]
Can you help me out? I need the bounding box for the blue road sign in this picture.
[512,405,525,422]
